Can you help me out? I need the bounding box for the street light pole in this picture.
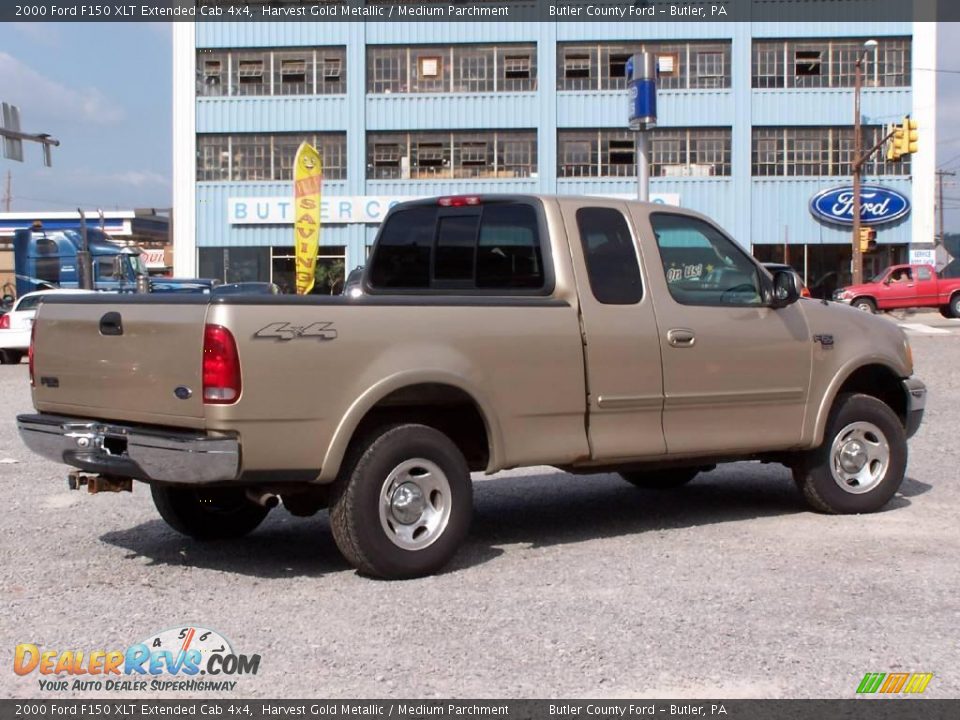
[851,40,877,285]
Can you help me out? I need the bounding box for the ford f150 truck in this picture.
[833,263,960,317]
[18,195,926,579]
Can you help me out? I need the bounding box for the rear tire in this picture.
[330,424,472,579]
[620,467,702,489]
[792,393,907,514]
[941,306,954,319]
[151,485,269,540]
[852,298,876,314]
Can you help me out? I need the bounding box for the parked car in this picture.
[0,289,98,364]
[762,263,811,298]
[833,263,960,317]
[19,195,925,579]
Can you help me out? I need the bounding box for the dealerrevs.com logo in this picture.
[856,672,934,695]
[14,626,260,692]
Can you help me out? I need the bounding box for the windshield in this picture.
[128,252,148,278]
[869,270,888,283]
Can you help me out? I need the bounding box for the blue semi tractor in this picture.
[12,224,216,297]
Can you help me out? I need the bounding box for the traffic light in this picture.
[887,123,904,161]
[898,116,919,157]
[859,226,877,253]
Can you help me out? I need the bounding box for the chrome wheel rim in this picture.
[829,421,890,494]
[379,458,451,551]
[855,302,872,312]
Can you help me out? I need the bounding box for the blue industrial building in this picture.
[172,21,936,297]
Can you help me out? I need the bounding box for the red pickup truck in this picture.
[833,264,960,317]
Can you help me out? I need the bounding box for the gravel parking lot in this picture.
[1,334,958,700]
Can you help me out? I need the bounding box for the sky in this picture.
[2,22,960,229]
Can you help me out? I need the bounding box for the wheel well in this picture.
[834,364,906,425]
[851,296,874,306]
[350,383,491,472]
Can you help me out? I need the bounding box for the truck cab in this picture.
[13,225,217,296]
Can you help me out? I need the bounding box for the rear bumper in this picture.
[902,378,926,439]
[16,413,239,484]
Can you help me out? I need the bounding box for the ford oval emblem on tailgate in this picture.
[174,386,192,400]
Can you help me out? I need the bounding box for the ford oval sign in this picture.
[809,185,911,227]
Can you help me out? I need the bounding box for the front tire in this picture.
[0,349,22,364]
[852,298,876,313]
[330,424,472,579]
[151,485,269,540]
[950,293,960,319]
[620,467,701,489]
[792,393,907,514]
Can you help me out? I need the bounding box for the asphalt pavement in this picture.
[1,334,958,700]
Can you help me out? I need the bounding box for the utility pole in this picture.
[936,169,955,246]
[851,40,877,285]
[2,170,10,212]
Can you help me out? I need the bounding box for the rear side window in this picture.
[576,207,643,304]
[368,206,436,288]
[476,204,542,289]
[369,202,545,292]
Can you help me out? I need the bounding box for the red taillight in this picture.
[0,314,8,330]
[801,286,811,298]
[437,195,481,207]
[202,324,241,404]
[28,322,36,387]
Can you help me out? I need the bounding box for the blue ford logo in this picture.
[810,185,910,227]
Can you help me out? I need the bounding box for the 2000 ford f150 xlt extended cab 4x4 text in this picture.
[18,195,926,579]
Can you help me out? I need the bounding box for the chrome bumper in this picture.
[16,413,239,484]
[902,378,926,439]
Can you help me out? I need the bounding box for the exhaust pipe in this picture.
[245,489,279,509]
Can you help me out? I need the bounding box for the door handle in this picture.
[667,328,696,347]
[99,312,123,336]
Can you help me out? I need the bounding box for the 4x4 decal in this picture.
[253,322,338,342]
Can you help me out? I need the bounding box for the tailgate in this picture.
[31,297,209,426]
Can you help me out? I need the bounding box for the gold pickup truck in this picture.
[18,195,926,579]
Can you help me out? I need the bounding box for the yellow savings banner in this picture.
[293,142,323,295]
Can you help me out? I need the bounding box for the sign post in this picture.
[627,52,657,202]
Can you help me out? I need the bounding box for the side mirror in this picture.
[770,270,801,308]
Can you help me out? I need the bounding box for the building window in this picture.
[197,134,230,181]
[752,127,910,176]
[197,47,346,97]
[455,48,493,92]
[195,133,347,182]
[197,50,227,96]
[752,37,911,88]
[234,52,268,96]
[275,52,309,95]
[367,44,537,94]
[558,128,731,178]
[370,47,405,93]
[366,131,537,180]
[558,41,731,91]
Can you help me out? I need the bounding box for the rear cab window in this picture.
[367,199,550,294]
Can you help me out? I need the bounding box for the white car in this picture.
[0,289,98,364]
